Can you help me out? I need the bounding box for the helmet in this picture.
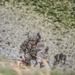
[27,30,41,42]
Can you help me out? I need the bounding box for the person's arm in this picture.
[19,40,28,61]
[36,50,44,68]
[19,40,28,53]
[36,44,49,67]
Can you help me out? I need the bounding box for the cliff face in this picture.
[0,3,75,71]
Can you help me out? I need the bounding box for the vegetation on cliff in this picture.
[0,0,75,29]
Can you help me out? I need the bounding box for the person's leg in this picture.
[63,55,66,64]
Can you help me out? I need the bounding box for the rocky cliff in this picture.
[0,3,75,71]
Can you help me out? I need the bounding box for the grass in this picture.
[0,65,75,75]
[0,0,75,29]
[0,55,11,62]
[51,70,75,75]
[0,66,17,75]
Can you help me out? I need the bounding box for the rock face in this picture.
[0,3,75,71]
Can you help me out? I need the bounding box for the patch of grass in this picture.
[52,70,62,75]
[51,70,75,75]
[0,66,17,75]
[0,55,7,61]
[0,64,75,75]
[0,55,11,62]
